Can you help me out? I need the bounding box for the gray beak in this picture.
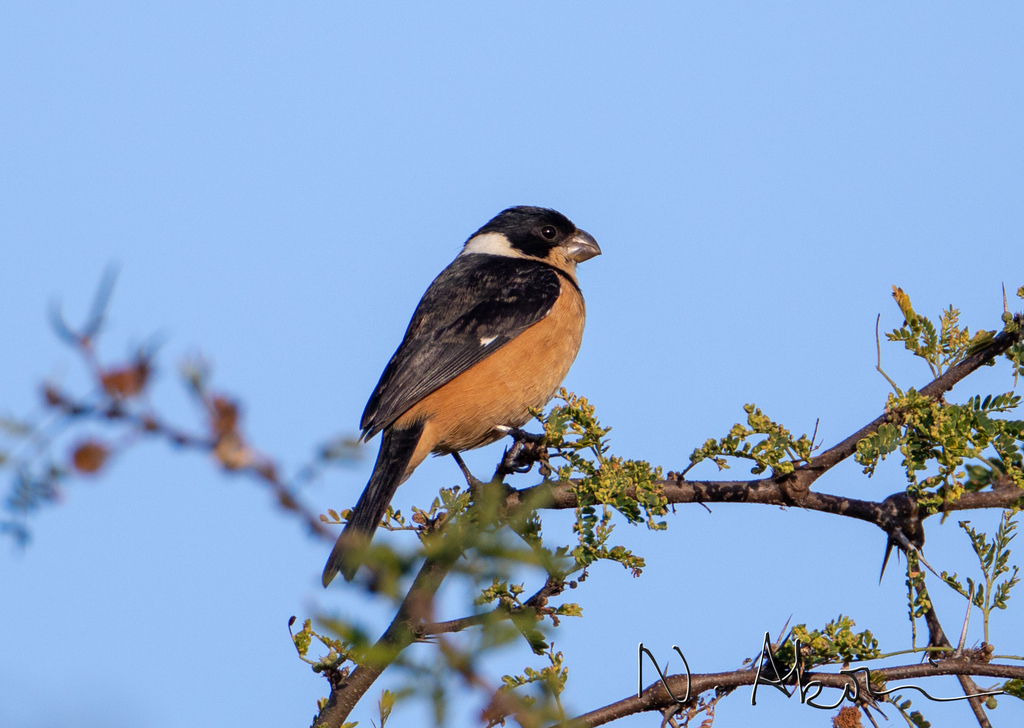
[565,229,601,263]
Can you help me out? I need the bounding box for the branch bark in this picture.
[506,326,1024,539]
[312,554,456,727]
[915,566,994,728]
[570,659,1024,727]
[508,475,1023,533]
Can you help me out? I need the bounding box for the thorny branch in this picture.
[569,556,1016,728]
[420,575,567,637]
[311,554,458,727]
[912,560,995,728]
[572,660,1024,727]
[309,319,1024,727]
[505,325,1024,545]
[7,276,1023,728]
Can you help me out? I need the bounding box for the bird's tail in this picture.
[322,421,424,586]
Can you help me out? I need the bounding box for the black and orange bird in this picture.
[322,206,601,586]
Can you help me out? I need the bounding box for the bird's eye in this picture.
[540,226,557,240]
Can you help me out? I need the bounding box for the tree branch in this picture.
[508,475,1022,536]
[420,574,567,636]
[311,517,484,728]
[505,324,1024,539]
[571,659,1023,727]
[914,567,994,728]
[803,326,1023,476]
[312,323,1023,725]
[42,388,335,540]
[312,554,453,727]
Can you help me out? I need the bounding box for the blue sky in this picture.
[2,3,1023,727]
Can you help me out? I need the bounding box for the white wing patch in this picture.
[480,335,497,346]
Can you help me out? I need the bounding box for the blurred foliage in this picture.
[891,697,932,728]
[372,689,395,728]
[1,273,361,547]
[1005,678,1024,700]
[487,646,568,727]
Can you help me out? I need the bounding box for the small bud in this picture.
[100,359,151,399]
[213,435,251,470]
[43,384,63,407]
[210,395,239,438]
[72,440,109,474]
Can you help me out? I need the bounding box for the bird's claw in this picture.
[494,428,548,479]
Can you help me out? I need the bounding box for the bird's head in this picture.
[461,206,601,274]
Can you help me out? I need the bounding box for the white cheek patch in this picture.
[460,232,525,258]
[480,335,497,346]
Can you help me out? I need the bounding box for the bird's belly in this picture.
[404,281,586,456]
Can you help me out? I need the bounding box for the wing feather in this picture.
[360,255,562,438]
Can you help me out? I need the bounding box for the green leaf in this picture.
[1005,678,1024,700]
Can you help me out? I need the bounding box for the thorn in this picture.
[955,596,972,656]
[890,529,940,578]
[875,314,901,392]
[774,615,793,646]
[879,537,895,583]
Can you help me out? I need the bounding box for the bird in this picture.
[322,206,601,586]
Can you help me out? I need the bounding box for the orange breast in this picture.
[397,279,586,474]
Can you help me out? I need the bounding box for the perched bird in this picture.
[322,206,601,586]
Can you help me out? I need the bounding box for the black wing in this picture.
[360,254,562,439]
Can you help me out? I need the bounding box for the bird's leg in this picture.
[452,452,512,527]
[452,452,485,492]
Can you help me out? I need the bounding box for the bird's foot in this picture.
[494,428,548,479]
